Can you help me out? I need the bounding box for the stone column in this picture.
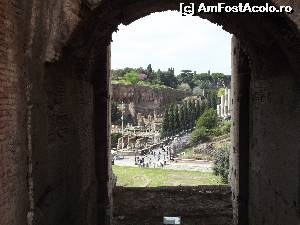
[228,88,231,114]
[92,44,113,225]
[217,104,221,117]
[225,88,228,116]
[221,95,225,117]
[231,36,251,225]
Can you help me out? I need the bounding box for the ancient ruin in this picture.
[217,88,231,118]
[0,0,300,225]
[112,83,187,118]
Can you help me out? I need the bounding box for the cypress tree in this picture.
[187,100,193,129]
[195,100,201,119]
[191,100,197,127]
[182,101,189,130]
[174,105,180,134]
[169,104,176,135]
[179,105,185,131]
[162,107,170,137]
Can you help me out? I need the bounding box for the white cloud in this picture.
[111,11,232,75]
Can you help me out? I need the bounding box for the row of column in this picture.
[217,88,231,118]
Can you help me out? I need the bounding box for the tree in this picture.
[189,126,210,146]
[178,83,191,93]
[195,100,201,119]
[178,105,185,131]
[212,144,230,183]
[192,73,213,89]
[178,70,194,88]
[168,104,176,134]
[111,101,122,125]
[124,71,139,85]
[217,88,225,97]
[173,105,180,133]
[146,64,153,74]
[162,107,170,137]
[196,108,218,130]
[206,89,218,109]
[190,100,197,127]
[211,73,226,87]
[181,102,189,130]
[158,68,178,88]
[145,64,157,82]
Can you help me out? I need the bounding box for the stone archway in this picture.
[0,1,300,225]
[62,1,300,224]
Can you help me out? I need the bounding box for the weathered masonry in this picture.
[0,0,299,225]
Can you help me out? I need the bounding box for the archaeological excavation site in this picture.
[0,0,300,225]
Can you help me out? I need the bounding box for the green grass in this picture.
[113,165,224,187]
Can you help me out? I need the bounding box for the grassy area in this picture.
[113,165,224,187]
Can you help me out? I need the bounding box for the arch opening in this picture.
[5,1,298,225]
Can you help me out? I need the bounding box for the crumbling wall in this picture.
[0,0,300,225]
[112,84,187,116]
[0,1,101,225]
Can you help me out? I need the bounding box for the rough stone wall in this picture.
[113,186,232,225]
[0,2,28,225]
[248,42,300,225]
[112,84,187,116]
[43,61,97,225]
[0,1,101,225]
[0,0,300,225]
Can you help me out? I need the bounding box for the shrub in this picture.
[196,108,218,129]
[124,71,139,85]
[210,121,231,137]
[190,127,210,146]
[219,121,231,134]
[212,144,230,183]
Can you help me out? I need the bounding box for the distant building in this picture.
[217,88,231,119]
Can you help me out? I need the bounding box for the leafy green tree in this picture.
[178,83,191,93]
[159,68,178,88]
[196,108,218,130]
[178,70,194,88]
[206,89,218,109]
[212,144,230,183]
[190,127,210,145]
[211,73,226,87]
[192,73,213,89]
[124,71,139,85]
[217,88,225,97]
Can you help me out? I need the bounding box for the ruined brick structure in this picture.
[112,83,187,116]
[0,0,299,225]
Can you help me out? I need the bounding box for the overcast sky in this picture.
[111,11,232,75]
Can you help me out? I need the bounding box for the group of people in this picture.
[135,145,175,168]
